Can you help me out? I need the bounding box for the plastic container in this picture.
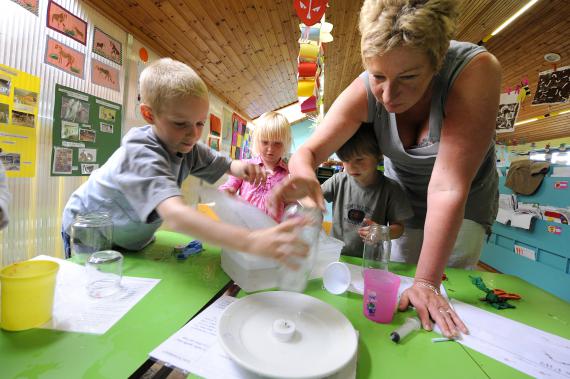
[362,224,391,272]
[363,269,401,323]
[71,212,113,265]
[85,250,123,298]
[278,206,323,292]
[0,260,59,331]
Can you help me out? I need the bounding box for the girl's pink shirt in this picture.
[218,156,289,221]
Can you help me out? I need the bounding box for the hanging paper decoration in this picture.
[532,65,570,105]
[496,92,520,133]
[294,0,329,26]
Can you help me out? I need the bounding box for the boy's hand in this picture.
[231,161,266,186]
[247,218,309,268]
[358,218,377,241]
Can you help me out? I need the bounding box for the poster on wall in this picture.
[496,92,520,133]
[11,0,39,16]
[91,59,120,92]
[92,27,122,65]
[47,0,88,45]
[0,64,40,178]
[50,84,122,176]
[230,113,247,159]
[45,36,85,78]
[532,66,570,105]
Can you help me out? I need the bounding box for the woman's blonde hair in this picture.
[359,0,458,70]
[140,58,208,115]
[251,112,292,157]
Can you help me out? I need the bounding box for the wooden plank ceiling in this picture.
[86,0,570,143]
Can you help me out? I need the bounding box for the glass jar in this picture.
[362,224,391,272]
[278,205,323,292]
[70,212,113,265]
[86,250,123,298]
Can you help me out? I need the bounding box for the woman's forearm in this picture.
[414,190,467,286]
[288,146,319,178]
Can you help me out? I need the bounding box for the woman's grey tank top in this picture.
[360,40,498,231]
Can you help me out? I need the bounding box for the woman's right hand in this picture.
[267,176,325,219]
[246,218,309,268]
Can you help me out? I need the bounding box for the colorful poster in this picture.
[45,36,85,78]
[0,64,40,177]
[11,0,39,16]
[47,0,88,45]
[496,92,519,133]
[51,85,122,176]
[230,113,247,159]
[532,66,570,105]
[93,27,122,65]
[91,59,120,92]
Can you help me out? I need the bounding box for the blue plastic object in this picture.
[176,240,203,260]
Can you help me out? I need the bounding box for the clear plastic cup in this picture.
[85,250,123,298]
[362,224,391,272]
[71,212,113,265]
[278,205,323,292]
[362,269,400,323]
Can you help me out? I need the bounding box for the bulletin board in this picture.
[0,63,40,178]
[50,84,121,176]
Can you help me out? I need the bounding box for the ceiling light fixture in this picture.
[514,108,570,126]
[481,0,539,43]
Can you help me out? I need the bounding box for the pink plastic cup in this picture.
[362,269,401,323]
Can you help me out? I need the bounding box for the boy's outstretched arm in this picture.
[156,196,308,266]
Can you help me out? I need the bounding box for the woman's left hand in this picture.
[398,282,468,338]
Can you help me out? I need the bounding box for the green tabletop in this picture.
[0,231,231,379]
[237,256,570,379]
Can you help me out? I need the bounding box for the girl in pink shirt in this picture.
[219,112,292,221]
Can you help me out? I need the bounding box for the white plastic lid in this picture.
[322,262,351,295]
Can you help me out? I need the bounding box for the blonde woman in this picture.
[271,0,501,337]
[219,112,292,221]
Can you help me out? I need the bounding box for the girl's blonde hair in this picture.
[359,0,458,70]
[251,112,292,157]
[140,58,208,115]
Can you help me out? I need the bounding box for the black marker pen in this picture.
[390,317,420,343]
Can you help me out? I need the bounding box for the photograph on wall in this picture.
[0,103,9,124]
[45,36,85,78]
[100,122,113,133]
[52,146,73,174]
[79,128,96,143]
[532,66,570,105]
[61,95,90,123]
[11,0,39,16]
[496,92,520,133]
[51,84,122,176]
[0,153,21,172]
[0,77,11,96]
[47,0,88,45]
[0,64,40,177]
[91,59,120,92]
[61,120,79,140]
[78,148,97,162]
[92,27,122,65]
[11,110,35,128]
[99,106,116,122]
[81,163,98,174]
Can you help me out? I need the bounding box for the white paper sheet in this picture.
[150,296,358,379]
[344,263,448,299]
[552,166,570,177]
[33,255,160,334]
[435,299,570,379]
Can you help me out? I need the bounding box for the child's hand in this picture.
[358,218,377,241]
[231,161,266,186]
[221,187,237,196]
[247,218,309,268]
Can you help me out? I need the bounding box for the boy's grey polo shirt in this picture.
[62,125,232,251]
[322,171,413,257]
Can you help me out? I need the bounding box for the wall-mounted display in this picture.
[230,113,247,159]
[91,58,120,92]
[45,36,85,78]
[47,0,88,45]
[0,64,40,178]
[11,0,39,16]
[51,84,122,176]
[496,92,520,133]
[532,66,570,105]
[92,27,122,65]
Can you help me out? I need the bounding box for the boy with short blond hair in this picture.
[321,123,413,257]
[62,58,307,262]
